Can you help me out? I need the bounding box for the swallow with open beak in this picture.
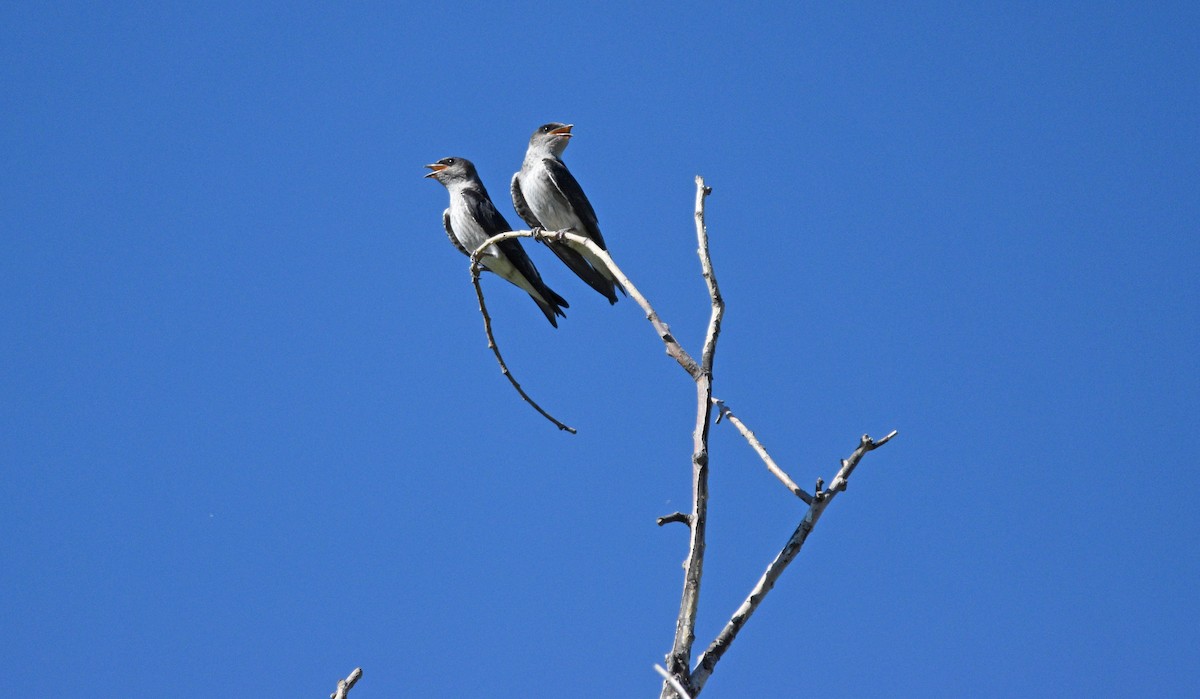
[426,157,568,326]
[511,123,623,304]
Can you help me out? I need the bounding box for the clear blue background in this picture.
[3,3,1197,697]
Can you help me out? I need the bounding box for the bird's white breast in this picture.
[522,165,583,233]
[449,191,492,253]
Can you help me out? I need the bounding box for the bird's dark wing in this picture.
[544,158,607,249]
[443,209,469,257]
[495,235,548,295]
[510,173,542,229]
[461,187,551,294]
[544,239,619,304]
[462,186,513,238]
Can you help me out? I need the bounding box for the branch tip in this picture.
[330,667,362,699]
[872,429,900,448]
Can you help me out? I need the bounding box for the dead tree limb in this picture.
[658,178,719,698]
[467,179,898,698]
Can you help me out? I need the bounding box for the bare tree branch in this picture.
[329,667,362,699]
[468,246,577,434]
[661,178,717,699]
[466,182,898,698]
[711,398,813,504]
[688,431,898,693]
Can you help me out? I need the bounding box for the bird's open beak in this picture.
[424,163,447,178]
[550,124,574,138]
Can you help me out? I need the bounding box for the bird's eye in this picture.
[444,158,456,165]
[540,125,552,134]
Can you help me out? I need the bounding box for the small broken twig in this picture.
[330,667,362,699]
[657,511,691,527]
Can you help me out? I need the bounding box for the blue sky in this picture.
[2,2,1197,697]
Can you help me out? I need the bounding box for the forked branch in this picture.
[688,431,897,693]
[655,664,694,699]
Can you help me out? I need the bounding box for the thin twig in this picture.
[655,664,694,699]
[688,431,898,693]
[661,178,718,699]
[468,245,576,434]
[711,398,813,504]
[330,667,362,699]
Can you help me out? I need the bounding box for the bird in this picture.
[425,157,568,327]
[511,122,623,304]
